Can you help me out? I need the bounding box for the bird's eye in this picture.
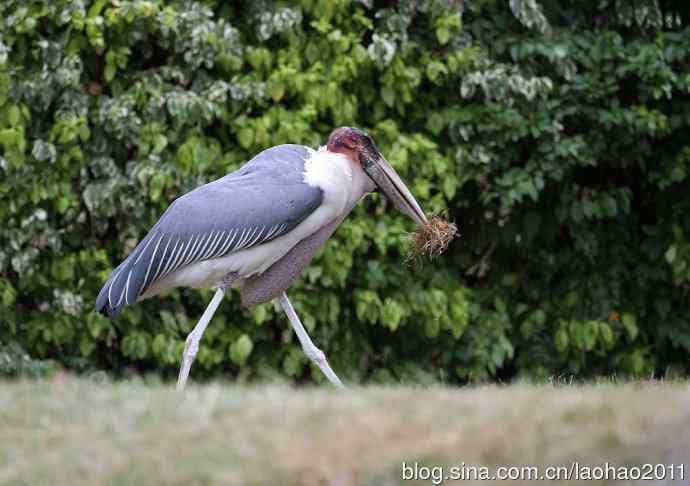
[361,155,375,168]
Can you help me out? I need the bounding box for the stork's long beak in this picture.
[363,154,428,226]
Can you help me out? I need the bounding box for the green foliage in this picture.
[0,342,56,377]
[2,0,690,383]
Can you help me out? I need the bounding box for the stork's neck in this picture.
[303,148,374,217]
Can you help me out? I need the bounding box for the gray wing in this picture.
[96,144,322,318]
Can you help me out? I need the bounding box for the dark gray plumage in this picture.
[95,144,323,318]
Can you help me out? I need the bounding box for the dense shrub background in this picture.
[2,0,690,383]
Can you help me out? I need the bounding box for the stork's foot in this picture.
[279,292,345,388]
[303,342,344,388]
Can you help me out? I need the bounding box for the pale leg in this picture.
[278,292,345,388]
[177,288,225,390]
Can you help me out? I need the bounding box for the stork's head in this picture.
[327,127,428,226]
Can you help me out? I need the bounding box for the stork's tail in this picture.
[95,260,130,319]
[95,233,159,319]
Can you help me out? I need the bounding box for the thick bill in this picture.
[364,156,428,226]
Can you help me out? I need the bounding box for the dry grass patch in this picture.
[0,376,688,485]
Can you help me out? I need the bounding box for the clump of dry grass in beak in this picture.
[407,213,458,260]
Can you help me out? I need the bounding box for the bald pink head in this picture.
[326,127,378,164]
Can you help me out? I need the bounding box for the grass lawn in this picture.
[1,375,689,485]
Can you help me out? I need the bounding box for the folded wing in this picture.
[95,144,322,318]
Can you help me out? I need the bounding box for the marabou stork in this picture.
[96,127,428,389]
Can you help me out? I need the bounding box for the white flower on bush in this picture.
[54,289,84,316]
[367,33,397,66]
[257,8,302,41]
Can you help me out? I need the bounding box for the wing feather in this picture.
[181,234,201,267]
[195,230,216,262]
[151,234,173,283]
[142,234,164,292]
[217,229,238,256]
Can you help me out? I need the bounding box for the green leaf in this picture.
[665,245,677,264]
[622,313,638,341]
[149,172,166,202]
[426,61,447,83]
[7,105,21,127]
[381,86,395,107]
[436,27,450,45]
[153,134,167,154]
[0,129,20,147]
[267,81,285,102]
[104,64,116,82]
[382,299,404,331]
[251,304,268,325]
[229,334,253,365]
[599,322,615,347]
[80,334,96,357]
[583,321,599,350]
[237,128,254,149]
[493,296,507,314]
[79,124,91,142]
[442,176,457,199]
[425,318,440,337]
[56,196,70,213]
[555,325,569,352]
[282,348,303,377]
[0,279,16,306]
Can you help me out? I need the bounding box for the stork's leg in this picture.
[176,287,225,390]
[278,292,344,388]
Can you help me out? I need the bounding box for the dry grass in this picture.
[1,376,689,485]
[407,214,458,261]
